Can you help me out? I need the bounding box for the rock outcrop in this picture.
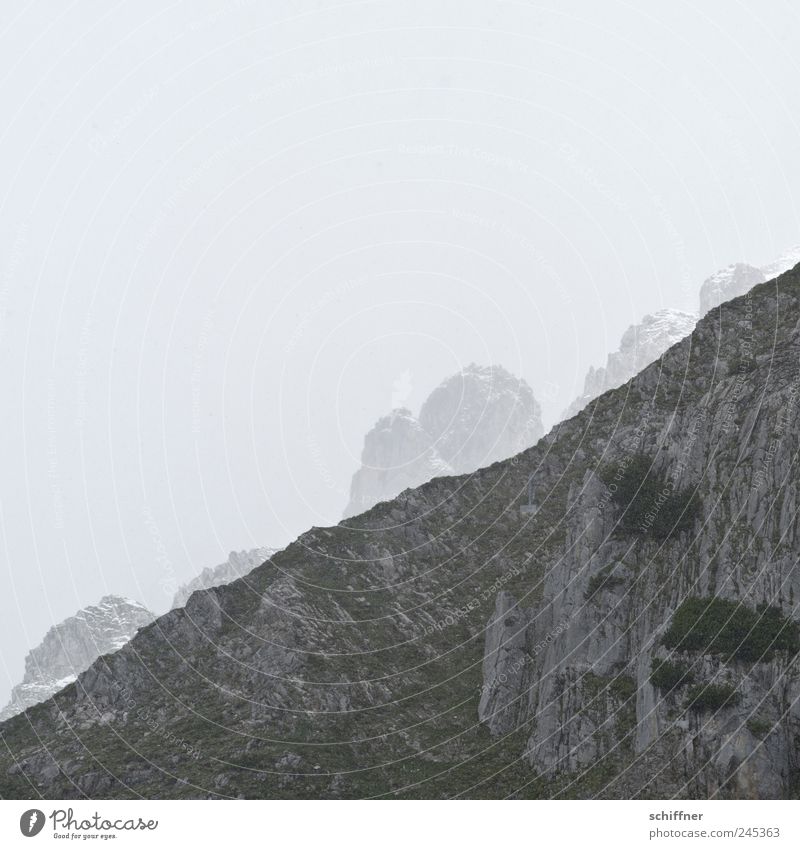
[564,247,799,422]
[0,266,798,800]
[562,246,800,419]
[344,364,543,517]
[0,597,154,722]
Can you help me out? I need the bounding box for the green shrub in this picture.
[685,683,739,712]
[602,454,701,539]
[609,674,636,701]
[663,597,800,662]
[746,717,772,738]
[650,659,693,693]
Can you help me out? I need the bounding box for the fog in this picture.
[1,0,799,704]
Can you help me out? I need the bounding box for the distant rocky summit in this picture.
[170,548,278,609]
[563,309,697,419]
[344,364,543,517]
[699,263,766,316]
[0,596,154,722]
[344,409,453,519]
[698,248,800,316]
[564,245,800,420]
[418,365,544,473]
[0,551,279,722]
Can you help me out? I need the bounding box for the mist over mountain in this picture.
[171,548,279,609]
[563,246,800,421]
[563,309,698,420]
[418,365,544,473]
[7,248,796,727]
[344,409,453,519]
[699,264,766,317]
[760,246,800,281]
[4,8,800,798]
[345,364,543,517]
[2,266,798,799]
[3,363,540,720]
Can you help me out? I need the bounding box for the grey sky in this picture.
[1,0,799,704]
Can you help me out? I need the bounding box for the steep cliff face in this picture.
[344,365,542,517]
[479,274,800,798]
[171,548,278,609]
[563,309,698,419]
[0,597,154,722]
[0,268,798,800]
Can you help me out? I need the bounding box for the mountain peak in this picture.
[699,262,766,315]
[344,364,543,517]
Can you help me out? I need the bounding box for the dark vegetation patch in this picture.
[663,597,800,662]
[650,659,693,693]
[746,717,773,738]
[685,683,739,713]
[601,454,701,539]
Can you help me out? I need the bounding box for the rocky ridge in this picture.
[563,309,698,419]
[564,246,800,420]
[170,548,278,609]
[1,550,277,722]
[760,245,800,282]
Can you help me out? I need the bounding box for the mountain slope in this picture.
[0,554,278,723]
[1,267,799,799]
[0,597,154,723]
